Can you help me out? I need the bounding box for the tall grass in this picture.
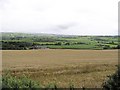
[2,68,119,89]
[2,72,40,89]
[2,63,117,88]
[2,72,76,89]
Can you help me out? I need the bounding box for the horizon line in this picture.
[1,31,119,36]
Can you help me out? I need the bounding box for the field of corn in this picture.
[2,49,118,88]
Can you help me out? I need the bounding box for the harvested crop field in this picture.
[2,49,118,88]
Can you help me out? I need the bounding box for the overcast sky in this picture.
[0,0,119,35]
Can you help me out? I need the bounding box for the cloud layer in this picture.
[0,0,119,35]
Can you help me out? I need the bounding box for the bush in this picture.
[2,72,41,89]
[103,66,120,90]
[103,45,111,49]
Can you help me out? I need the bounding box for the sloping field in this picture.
[2,49,118,87]
[2,49,118,69]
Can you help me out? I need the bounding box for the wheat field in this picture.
[2,49,118,88]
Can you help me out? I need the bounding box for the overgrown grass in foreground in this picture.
[2,72,40,88]
[2,72,74,89]
[2,64,117,89]
[2,68,120,89]
[2,72,82,89]
[3,70,119,89]
[2,72,61,89]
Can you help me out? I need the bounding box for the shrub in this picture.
[2,72,41,89]
[103,66,120,90]
[103,45,111,49]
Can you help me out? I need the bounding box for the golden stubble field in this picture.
[2,49,118,88]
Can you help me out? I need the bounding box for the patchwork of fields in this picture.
[1,33,119,50]
[2,49,118,88]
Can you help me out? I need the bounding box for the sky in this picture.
[0,0,119,35]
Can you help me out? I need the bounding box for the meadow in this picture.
[2,49,118,88]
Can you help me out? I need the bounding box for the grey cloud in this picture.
[45,23,78,34]
[57,23,77,30]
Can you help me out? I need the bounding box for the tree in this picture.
[117,45,120,49]
[103,45,111,49]
[65,42,70,45]
[55,42,62,45]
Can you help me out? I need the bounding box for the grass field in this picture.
[2,32,119,50]
[2,49,118,88]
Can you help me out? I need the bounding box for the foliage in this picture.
[1,32,119,50]
[2,72,41,89]
[103,45,111,49]
[103,66,120,90]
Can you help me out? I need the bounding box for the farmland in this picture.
[1,32,119,88]
[2,49,118,88]
[1,32,119,50]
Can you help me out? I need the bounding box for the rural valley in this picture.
[1,32,119,88]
